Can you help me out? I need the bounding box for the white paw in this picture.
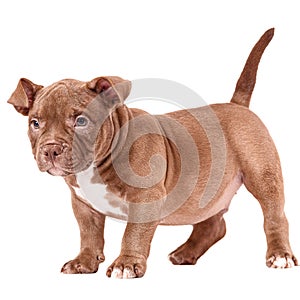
[267,255,295,268]
[111,267,123,279]
[110,267,136,279]
[123,267,137,279]
[106,256,146,278]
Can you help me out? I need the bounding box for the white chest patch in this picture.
[74,164,129,220]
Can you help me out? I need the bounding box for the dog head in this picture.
[8,76,131,176]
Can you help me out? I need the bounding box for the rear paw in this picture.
[266,254,298,269]
[168,247,198,265]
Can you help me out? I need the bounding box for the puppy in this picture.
[8,28,298,278]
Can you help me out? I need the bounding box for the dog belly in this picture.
[160,172,243,225]
[74,164,243,225]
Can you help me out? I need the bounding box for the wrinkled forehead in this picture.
[29,79,96,117]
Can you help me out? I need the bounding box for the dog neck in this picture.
[93,105,136,173]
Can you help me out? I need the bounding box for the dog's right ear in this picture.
[7,78,43,116]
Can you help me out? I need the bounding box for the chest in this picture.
[73,164,129,220]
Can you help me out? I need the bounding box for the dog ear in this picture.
[7,78,43,116]
[86,76,131,107]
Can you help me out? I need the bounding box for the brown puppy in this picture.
[8,28,298,278]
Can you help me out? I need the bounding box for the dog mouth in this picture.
[36,142,94,176]
[47,166,71,177]
[37,154,73,176]
[43,160,93,177]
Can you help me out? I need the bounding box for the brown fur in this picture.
[7,28,297,278]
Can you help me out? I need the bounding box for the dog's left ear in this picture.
[7,78,43,116]
[87,76,131,107]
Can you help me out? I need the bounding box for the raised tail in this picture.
[230,28,274,107]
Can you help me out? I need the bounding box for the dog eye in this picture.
[30,119,40,130]
[75,116,89,127]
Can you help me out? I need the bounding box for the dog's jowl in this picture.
[8,28,298,278]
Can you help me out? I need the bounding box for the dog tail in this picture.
[230,28,274,107]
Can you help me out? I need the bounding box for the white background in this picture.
[1,0,300,299]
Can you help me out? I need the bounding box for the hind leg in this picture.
[169,209,227,265]
[243,156,298,268]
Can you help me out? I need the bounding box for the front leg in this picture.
[106,221,158,279]
[61,191,106,274]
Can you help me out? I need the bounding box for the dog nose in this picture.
[41,144,64,162]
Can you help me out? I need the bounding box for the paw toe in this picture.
[168,251,197,265]
[61,256,101,274]
[267,254,297,269]
[106,256,146,279]
[110,267,124,279]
